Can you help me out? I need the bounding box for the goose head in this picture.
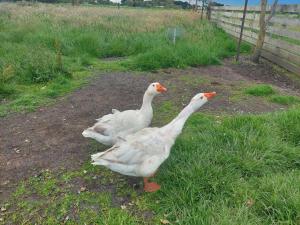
[189,92,216,111]
[146,82,167,95]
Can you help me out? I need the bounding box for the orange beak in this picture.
[204,92,217,100]
[156,83,167,93]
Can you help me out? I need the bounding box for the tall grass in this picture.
[0,3,250,113]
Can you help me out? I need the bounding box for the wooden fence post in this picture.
[201,0,204,19]
[236,0,248,61]
[207,0,211,20]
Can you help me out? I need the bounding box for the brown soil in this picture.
[0,58,299,202]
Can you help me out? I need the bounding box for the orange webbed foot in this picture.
[144,181,161,192]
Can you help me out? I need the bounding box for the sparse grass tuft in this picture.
[269,95,300,105]
[179,75,208,86]
[245,84,275,96]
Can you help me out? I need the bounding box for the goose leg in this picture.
[143,177,161,192]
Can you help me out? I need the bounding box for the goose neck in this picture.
[162,104,195,139]
[140,92,154,114]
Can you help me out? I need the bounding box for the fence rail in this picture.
[210,4,300,75]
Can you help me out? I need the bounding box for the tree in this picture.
[251,0,278,63]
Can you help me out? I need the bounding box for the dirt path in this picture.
[1,58,299,201]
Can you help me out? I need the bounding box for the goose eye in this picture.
[152,84,155,87]
[200,96,203,99]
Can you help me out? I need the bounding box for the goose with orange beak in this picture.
[91,91,216,192]
[82,82,167,146]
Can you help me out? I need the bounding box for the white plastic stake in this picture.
[173,28,176,45]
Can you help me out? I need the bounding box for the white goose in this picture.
[82,82,167,146]
[91,91,216,192]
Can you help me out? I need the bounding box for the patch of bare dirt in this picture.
[224,56,300,91]
[0,59,299,202]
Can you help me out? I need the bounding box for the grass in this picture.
[1,3,299,225]
[0,3,250,116]
[178,75,208,87]
[244,84,300,106]
[269,95,300,105]
[0,71,92,116]
[2,105,300,224]
[6,166,142,224]
[149,108,300,224]
[245,84,275,96]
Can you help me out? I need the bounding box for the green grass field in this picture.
[1,3,300,225]
[0,3,250,116]
[3,105,300,224]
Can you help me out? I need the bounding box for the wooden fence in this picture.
[210,4,300,75]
